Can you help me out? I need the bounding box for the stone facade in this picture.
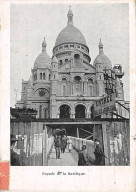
[16,7,127,119]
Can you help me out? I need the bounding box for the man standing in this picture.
[67,138,73,152]
[94,140,107,165]
[10,135,20,166]
[78,145,88,166]
[61,135,67,153]
[54,136,61,159]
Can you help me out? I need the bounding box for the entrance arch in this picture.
[75,104,86,118]
[59,104,71,119]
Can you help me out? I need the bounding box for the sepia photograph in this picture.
[10,3,130,167]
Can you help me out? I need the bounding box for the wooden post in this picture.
[43,125,48,166]
[77,127,79,138]
[102,122,109,165]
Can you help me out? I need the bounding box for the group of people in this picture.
[54,135,73,159]
[54,135,107,165]
[78,139,107,166]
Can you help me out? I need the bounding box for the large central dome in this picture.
[55,24,87,47]
[54,7,87,48]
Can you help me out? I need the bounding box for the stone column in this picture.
[87,112,91,118]
[70,107,75,118]
[84,81,87,96]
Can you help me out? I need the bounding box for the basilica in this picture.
[16,7,127,119]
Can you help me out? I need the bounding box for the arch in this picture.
[65,59,68,63]
[89,85,92,96]
[62,78,67,96]
[74,53,80,65]
[39,105,42,118]
[44,108,49,118]
[40,73,42,80]
[43,73,45,80]
[88,78,93,84]
[61,75,69,82]
[74,76,82,94]
[74,53,80,59]
[62,78,67,83]
[74,76,81,82]
[60,60,63,65]
[59,104,71,119]
[75,104,86,118]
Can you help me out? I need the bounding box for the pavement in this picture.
[48,146,78,166]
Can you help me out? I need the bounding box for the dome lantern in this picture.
[67,6,73,25]
[93,40,112,69]
[99,39,103,54]
[42,37,47,52]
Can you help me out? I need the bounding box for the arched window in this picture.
[74,54,80,66]
[62,78,67,83]
[54,75,55,79]
[88,78,93,96]
[65,59,68,63]
[40,73,42,80]
[39,105,42,118]
[88,78,93,84]
[43,73,45,80]
[75,104,86,118]
[89,85,92,96]
[74,76,81,93]
[35,74,37,80]
[62,78,67,96]
[44,108,48,118]
[60,60,62,65]
[59,105,70,118]
[49,74,51,80]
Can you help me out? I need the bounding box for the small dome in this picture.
[93,40,112,69]
[52,56,58,63]
[34,38,51,69]
[34,52,51,69]
[93,53,112,68]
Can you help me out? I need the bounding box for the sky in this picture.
[10,3,129,107]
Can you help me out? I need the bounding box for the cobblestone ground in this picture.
[48,146,78,166]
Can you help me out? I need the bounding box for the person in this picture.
[94,140,107,165]
[54,136,61,159]
[10,135,20,166]
[67,138,73,152]
[61,135,67,153]
[78,145,88,166]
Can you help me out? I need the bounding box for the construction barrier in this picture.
[69,136,95,161]
[10,121,54,166]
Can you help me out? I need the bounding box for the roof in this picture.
[93,40,112,69]
[55,24,87,47]
[34,51,51,69]
[93,53,112,69]
[34,38,51,69]
[52,56,58,63]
